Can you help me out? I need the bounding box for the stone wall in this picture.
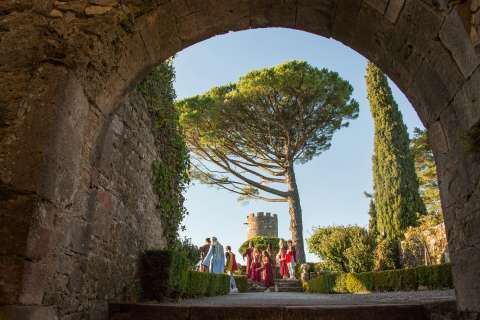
[0,90,165,320]
[65,91,165,320]
[1,0,480,318]
[246,212,278,239]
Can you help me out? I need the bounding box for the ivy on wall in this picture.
[138,59,190,246]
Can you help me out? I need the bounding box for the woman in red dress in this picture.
[249,247,262,283]
[257,251,274,289]
[277,239,289,279]
[243,241,254,279]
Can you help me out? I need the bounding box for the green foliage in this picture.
[416,264,453,289]
[366,63,426,241]
[307,225,373,273]
[141,249,229,300]
[234,275,249,293]
[374,238,400,271]
[304,264,453,294]
[410,128,443,219]
[141,249,189,300]
[185,271,230,297]
[174,237,201,267]
[238,236,283,255]
[303,272,338,293]
[138,61,190,246]
[367,199,378,240]
[402,214,447,267]
[345,236,375,273]
[178,61,359,263]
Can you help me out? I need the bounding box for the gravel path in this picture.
[169,290,455,307]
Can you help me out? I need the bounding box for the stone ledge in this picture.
[109,301,458,320]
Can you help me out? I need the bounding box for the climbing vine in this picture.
[138,59,190,246]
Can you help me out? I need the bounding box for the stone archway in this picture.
[1,1,479,319]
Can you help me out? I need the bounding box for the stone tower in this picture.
[245,212,278,239]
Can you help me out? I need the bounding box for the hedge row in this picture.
[141,250,230,300]
[234,275,248,293]
[185,271,230,297]
[304,264,453,294]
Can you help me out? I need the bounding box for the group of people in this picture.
[196,237,298,293]
[196,237,239,292]
[243,239,297,290]
[198,237,238,274]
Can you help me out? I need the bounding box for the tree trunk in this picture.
[286,164,306,263]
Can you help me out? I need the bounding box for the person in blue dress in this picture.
[202,236,225,274]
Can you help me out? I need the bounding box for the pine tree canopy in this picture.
[178,60,359,262]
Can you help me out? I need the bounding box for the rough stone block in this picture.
[439,10,479,77]
[451,244,480,312]
[331,0,363,43]
[365,0,389,14]
[0,305,58,320]
[85,5,113,16]
[385,0,443,88]
[296,1,335,37]
[451,66,480,130]
[385,0,405,23]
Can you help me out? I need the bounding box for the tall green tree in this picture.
[364,192,378,240]
[367,199,378,239]
[366,62,426,241]
[410,128,443,220]
[178,61,359,262]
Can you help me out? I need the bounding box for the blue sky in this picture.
[174,28,423,262]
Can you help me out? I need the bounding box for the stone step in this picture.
[275,280,302,288]
[109,301,456,320]
[276,281,302,286]
[275,279,301,283]
[248,286,303,293]
[275,286,304,292]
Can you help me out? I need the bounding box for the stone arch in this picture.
[1,1,479,319]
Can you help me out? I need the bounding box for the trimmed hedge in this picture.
[304,264,453,294]
[185,271,230,297]
[234,275,248,293]
[141,250,230,300]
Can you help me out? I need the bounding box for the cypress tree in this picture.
[366,62,426,241]
[367,199,378,240]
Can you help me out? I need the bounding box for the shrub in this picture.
[307,225,374,273]
[174,237,201,267]
[205,272,230,296]
[374,238,400,271]
[304,263,453,294]
[186,271,208,297]
[141,250,230,300]
[303,272,338,293]
[416,264,452,290]
[141,250,189,300]
[234,275,248,293]
[238,236,283,256]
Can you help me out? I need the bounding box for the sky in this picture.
[174,28,424,262]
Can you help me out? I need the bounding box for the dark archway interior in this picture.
[0,1,479,319]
